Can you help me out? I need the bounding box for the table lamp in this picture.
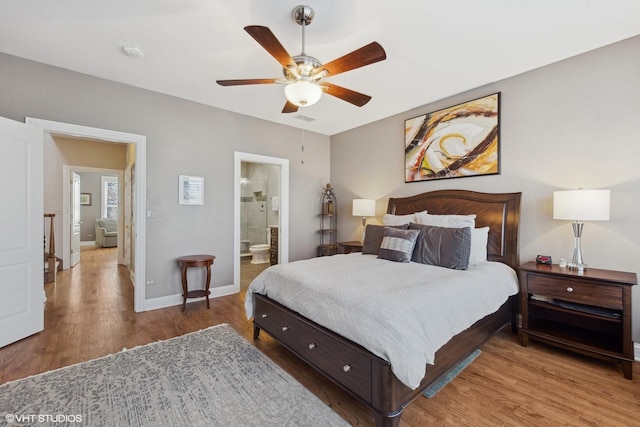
[553,188,610,270]
[352,199,375,241]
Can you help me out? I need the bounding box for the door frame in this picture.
[234,152,289,291]
[63,166,124,267]
[26,118,148,312]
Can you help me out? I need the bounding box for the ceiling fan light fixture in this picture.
[284,80,322,107]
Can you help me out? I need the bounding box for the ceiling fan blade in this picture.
[319,42,386,77]
[216,78,278,86]
[322,82,372,107]
[244,25,296,68]
[282,101,299,114]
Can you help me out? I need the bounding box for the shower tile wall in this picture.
[241,163,280,246]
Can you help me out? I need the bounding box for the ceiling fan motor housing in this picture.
[284,54,322,80]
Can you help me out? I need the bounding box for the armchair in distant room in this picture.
[95,218,118,247]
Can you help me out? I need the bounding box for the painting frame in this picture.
[404,92,500,183]
[79,193,92,206]
[179,175,204,206]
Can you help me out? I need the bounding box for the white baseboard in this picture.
[80,241,96,246]
[143,283,237,312]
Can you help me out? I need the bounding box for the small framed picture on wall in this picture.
[80,193,92,206]
[179,175,204,205]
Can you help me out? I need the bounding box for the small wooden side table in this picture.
[177,255,215,312]
[337,241,363,254]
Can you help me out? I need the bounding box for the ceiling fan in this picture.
[216,5,387,114]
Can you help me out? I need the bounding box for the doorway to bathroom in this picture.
[233,152,289,293]
[239,161,278,289]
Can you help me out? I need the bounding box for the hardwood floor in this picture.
[240,256,270,291]
[1,247,638,426]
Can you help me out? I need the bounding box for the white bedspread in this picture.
[244,253,519,390]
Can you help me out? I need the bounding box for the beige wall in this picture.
[331,35,640,342]
[0,52,330,301]
[52,136,127,169]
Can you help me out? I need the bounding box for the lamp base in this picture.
[569,222,586,272]
[567,262,586,272]
[360,217,367,243]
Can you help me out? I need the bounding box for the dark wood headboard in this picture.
[387,190,521,270]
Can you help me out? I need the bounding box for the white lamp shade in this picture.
[352,199,376,217]
[553,189,610,221]
[284,81,322,107]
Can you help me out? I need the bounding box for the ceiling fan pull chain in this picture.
[301,128,305,164]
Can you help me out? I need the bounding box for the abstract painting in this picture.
[405,93,500,182]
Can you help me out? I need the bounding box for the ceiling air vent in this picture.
[293,114,315,122]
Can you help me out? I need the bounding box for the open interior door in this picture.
[0,116,44,347]
[70,171,81,267]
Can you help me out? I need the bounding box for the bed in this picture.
[246,189,521,426]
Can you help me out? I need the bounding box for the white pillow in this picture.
[469,227,489,265]
[382,212,417,226]
[415,211,476,228]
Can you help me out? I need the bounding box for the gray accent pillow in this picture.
[408,223,472,270]
[378,227,420,263]
[362,224,408,255]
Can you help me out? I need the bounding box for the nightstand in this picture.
[519,262,636,379]
[337,241,363,254]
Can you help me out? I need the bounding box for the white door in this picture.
[70,172,81,267]
[0,116,44,348]
[123,165,132,268]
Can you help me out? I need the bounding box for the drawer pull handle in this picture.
[261,313,269,318]
[343,364,351,373]
[308,343,316,350]
[281,326,289,332]
[566,287,574,293]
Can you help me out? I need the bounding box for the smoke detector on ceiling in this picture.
[122,46,144,58]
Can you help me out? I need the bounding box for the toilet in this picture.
[249,229,271,264]
[249,244,270,264]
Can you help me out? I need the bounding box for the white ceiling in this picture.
[1,0,639,136]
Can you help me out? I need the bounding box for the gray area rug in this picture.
[0,324,349,426]
[422,349,481,398]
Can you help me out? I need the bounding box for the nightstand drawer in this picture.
[528,274,623,310]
